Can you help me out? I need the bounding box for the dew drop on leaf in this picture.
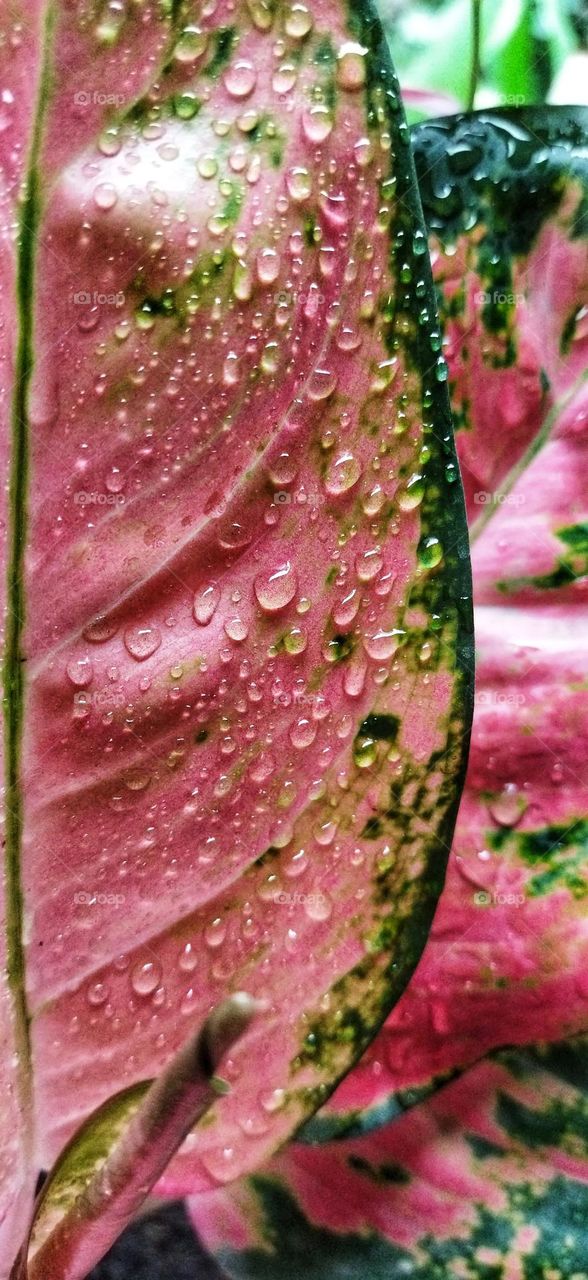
[254,562,297,613]
[124,624,162,661]
[325,451,361,495]
[66,656,93,687]
[131,960,162,997]
[93,182,118,211]
[194,583,220,626]
[487,784,527,828]
[418,537,444,569]
[224,61,257,99]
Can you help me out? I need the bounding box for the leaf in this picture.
[298,106,588,1138]
[384,0,577,114]
[0,0,472,1265]
[190,1037,588,1280]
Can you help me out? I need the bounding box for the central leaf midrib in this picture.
[3,3,56,1082]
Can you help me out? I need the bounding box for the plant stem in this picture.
[16,995,259,1280]
[467,0,482,111]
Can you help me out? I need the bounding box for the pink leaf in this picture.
[190,1037,588,1277]
[0,0,471,1266]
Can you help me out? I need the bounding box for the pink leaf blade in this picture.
[0,0,472,1246]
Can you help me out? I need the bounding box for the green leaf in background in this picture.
[382,0,578,119]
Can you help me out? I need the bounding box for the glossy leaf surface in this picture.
[0,0,471,1268]
[299,107,588,1137]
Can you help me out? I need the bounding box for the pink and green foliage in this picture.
[192,1038,588,1278]
[300,107,588,1135]
[189,105,588,1276]
[0,0,472,1273]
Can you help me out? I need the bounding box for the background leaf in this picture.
[299,105,588,1139]
[190,1038,588,1279]
[380,0,579,118]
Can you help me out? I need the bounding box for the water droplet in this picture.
[418,537,443,569]
[343,654,367,698]
[308,368,337,401]
[254,562,297,613]
[289,716,317,749]
[87,981,109,1007]
[174,24,207,62]
[286,167,311,202]
[93,182,118,211]
[362,485,385,517]
[284,626,307,654]
[232,259,253,302]
[77,306,100,334]
[131,960,162,996]
[224,61,257,99]
[305,890,332,921]
[487,784,526,829]
[314,820,338,846]
[302,106,333,144]
[268,452,297,487]
[363,628,404,661]
[125,769,151,791]
[325,451,361,495]
[259,1087,286,1113]
[353,735,377,768]
[257,247,280,284]
[285,2,313,37]
[333,589,360,627]
[194,584,220,626]
[178,942,198,973]
[124,624,162,661]
[355,548,383,582]
[272,62,297,94]
[198,154,218,179]
[261,342,279,375]
[205,917,227,948]
[397,474,425,511]
[336,325,361,352]
[224,616,248,642]
[336,41,367,90]
[66,656,93,687]
[174,91,201,119]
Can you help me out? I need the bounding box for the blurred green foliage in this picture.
[381,0,587,119]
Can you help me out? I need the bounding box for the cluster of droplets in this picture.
[44,0,476,1189]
